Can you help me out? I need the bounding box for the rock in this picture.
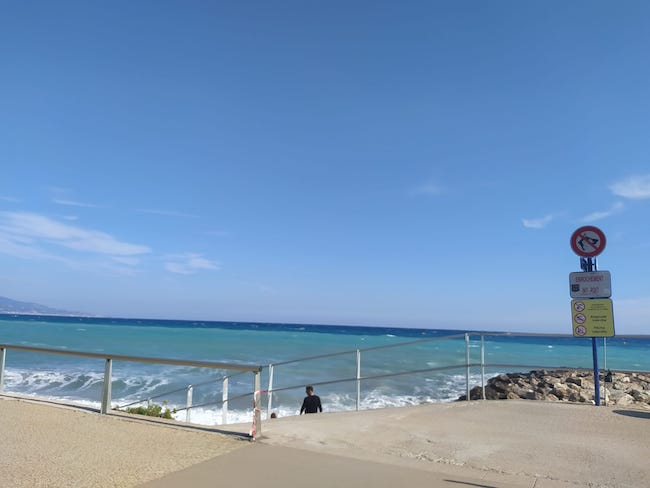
[566,377,584,387]
[524,390,540,400]
[615,393,635,406]
[552,383,571,399]
[629,388,649,402]
[455,369,650,409]
[567,382,582,392]
[579,392,592,403]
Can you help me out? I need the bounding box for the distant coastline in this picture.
[0,296,84,317]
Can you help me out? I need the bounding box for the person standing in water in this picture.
[300,385,322,414]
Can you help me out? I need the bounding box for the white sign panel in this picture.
[569,271,612,299]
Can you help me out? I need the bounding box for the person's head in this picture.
[305,385,314,395]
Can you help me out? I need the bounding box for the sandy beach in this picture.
[2,395,649,488]
[0,396,248,488]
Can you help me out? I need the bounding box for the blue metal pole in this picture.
[585,257,601,406]
[592,337,601,406]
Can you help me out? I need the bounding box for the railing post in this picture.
[481,335,486,400]
[222,376,229,425]
[267,364,274,419]
[186,385,193,422]
[465,333,470,402]
[100,358,112,414]
[0,347,6,393]
[254,370,262,439]
[356,349,361,411]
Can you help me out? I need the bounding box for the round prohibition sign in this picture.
[570,226,606,258]
[575,325,587,336]
[574,313,586,324]
[573,301,586,312]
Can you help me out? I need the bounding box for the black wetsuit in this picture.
[300,394,322,414]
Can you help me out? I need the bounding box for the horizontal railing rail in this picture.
[2,332,649,432]
[0,343,264,437]
[0,343,261,372]
[269,333,468,367]
[269,363,477,395]
[114,370,251,412]
[176,390,253,412]
[266,332,650,418]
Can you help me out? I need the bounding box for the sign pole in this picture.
[570,226,612,407]
[584,256,601,406]
[592,337,601,406]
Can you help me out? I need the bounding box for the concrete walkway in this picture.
[3,396,649,488]
[139,443,535,488]
[141,401,650,488]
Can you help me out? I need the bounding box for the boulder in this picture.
[455,369,650,409]
[551,383,571,400]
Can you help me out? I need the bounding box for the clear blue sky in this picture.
[2,1,650,333]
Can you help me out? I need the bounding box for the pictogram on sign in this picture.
[570,226,606,258]
[570,299,615,337]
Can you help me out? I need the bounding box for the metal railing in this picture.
[266,333,470,416]
[265,332,650,417]
[112,370,254,425]
[2,333,649,431]
[0,343,263,436]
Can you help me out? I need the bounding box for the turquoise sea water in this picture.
[1,314,649,425]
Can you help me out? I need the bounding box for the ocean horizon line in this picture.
[4,313,650,344]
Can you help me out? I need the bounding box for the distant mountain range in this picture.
[0,296,81,316]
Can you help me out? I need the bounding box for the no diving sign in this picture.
[570,226,606,258]
[571,299,615,337]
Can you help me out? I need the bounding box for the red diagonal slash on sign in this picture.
[579,232,600,251]
[570,226,606,258]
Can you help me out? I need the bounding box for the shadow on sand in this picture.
[613,409,650,420]
[443,480,499,488]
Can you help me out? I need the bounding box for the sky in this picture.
[1,1,650,333]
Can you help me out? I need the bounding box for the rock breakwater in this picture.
[459,369,650,408]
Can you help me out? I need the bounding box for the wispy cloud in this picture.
[610,175,650,199]
[52,199,97,208]
[582,202,624,222]
[111,256,140,266]
[164,253,220,275]
[0,212,151,258]
[137,208,200,219]
[522,214,553,229]
[1,196,21,203]
[0,233,73,262]
[410,182,444,196]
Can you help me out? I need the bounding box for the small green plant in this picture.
[121,401,175,420]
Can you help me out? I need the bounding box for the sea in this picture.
[1,314,649,426]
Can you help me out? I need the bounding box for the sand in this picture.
[3,395,649,488]
[0,396,247,487]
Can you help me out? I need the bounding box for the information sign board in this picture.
[569,271,612,298]
[571,299,615,337]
